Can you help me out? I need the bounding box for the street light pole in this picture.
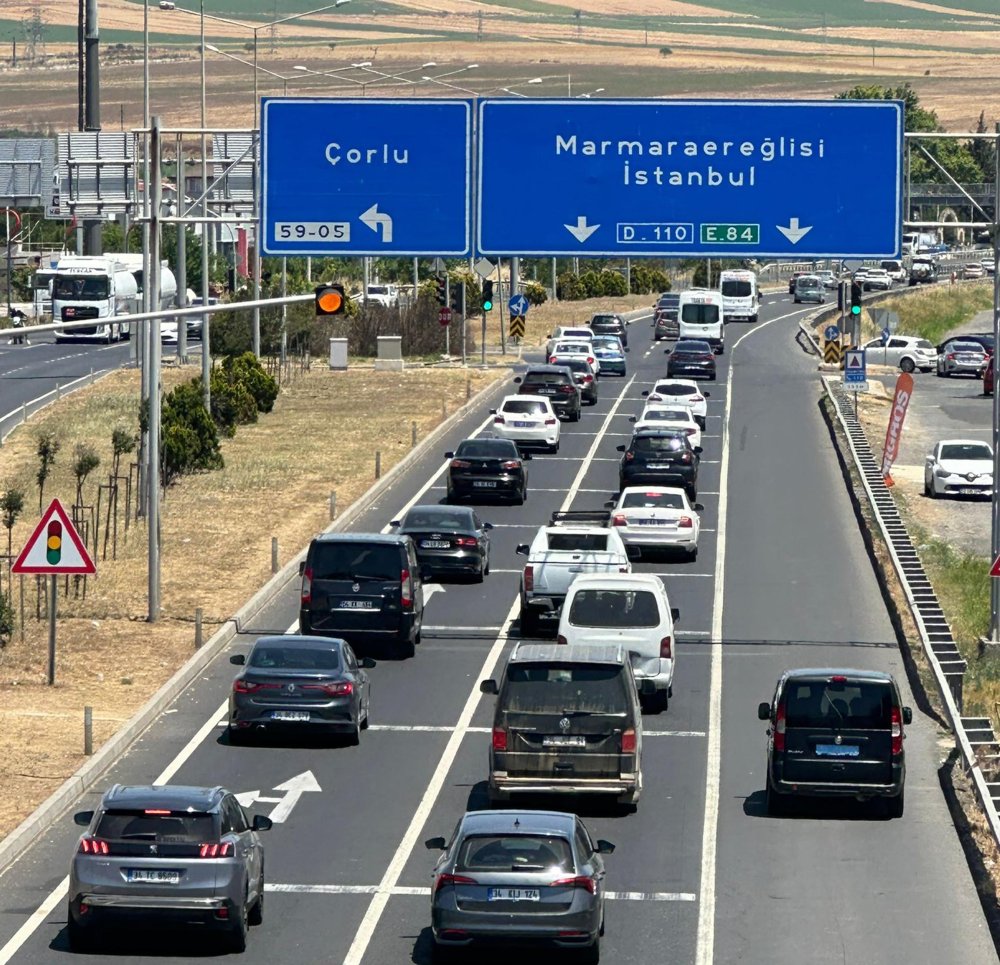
[200,0,211,413]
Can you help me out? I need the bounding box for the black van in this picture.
[480,642,643,810]
[757,668,911,817]
[299,533,425,658]
[514,365,582,422]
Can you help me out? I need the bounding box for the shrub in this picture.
[209,370,257,437]
[224,352,279,413]
[160,380,223,484]
[557,271,586,301]
[600,270,628,296]
[522,282,548,306]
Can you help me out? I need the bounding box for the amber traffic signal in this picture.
[315,284,346,316]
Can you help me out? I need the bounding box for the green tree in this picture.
[72,443,100,506]
[35,431,60,512]
[0,486,25,560]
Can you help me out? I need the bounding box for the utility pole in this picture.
[148,116,163,622]
[76,0,84,132]
[990,123,1000,642]
[82,0,102,255]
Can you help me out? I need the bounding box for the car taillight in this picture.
[233,679,280,694]
[501,459,521,470]
[702,354,714,362]
[680,453,691,463]
[544,417,557,425]
[660,636,672,658]
[401,569,413,609]
[587,357,595,366]
[693,395,705,403]
[891,706,903,755]
[435,873,477,893]
[523,564,533,592]
[624,451,634,461]
[583,375,593,383]
[549,356,559,363]
[492,727,508,751]
[198,842,234,858]
[678,516,693,528]
[301,566,312,605]
[686,428,697,436]
[455,536,477,547]
[559,385,575,394]
[556,634,568,645]
[774,703,786,752]
[551,876,596,895]
[304,681,353,697]
[494,416,505,424]
[946,353,955,360]
[450,458,471,468]
[648,393,662,401]
[621,728,637,753]
[79,838,109,855]
[612,513,627,526]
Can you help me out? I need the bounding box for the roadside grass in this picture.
[878,282,993,345]
[0,361,503,841]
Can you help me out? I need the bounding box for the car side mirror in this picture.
[252,815,273,832]
[670,607,680,623]
[694,503,705,512]
[694,446,703,454]
[603,500,615,508]
[513,376,522,384]
[229,654,245,665]
[389,519,401,527]
[489,409,497,415]
[298,561,306,577]
[596,839,615,855]
[703,391,711,398]
[616,445,625,452]
[515,544,530,556]
[903,707,913,725]
[628,416,636,422]
[625,347,631,353]
[73,810,94,827]
[757,702,771,721]
[425,836,447,850]
[641,389,649,397]
[480,679,498,695]
[360,656,377,669]
[483,522,494,531]
[444,451,454,459]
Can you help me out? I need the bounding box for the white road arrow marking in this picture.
[360,204,393,243]
[776,217,813,245]
[564,215,599,243]
[423,584,446,603]
[268,770,322,824]
[235,791,282,808]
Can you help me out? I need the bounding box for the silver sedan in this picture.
[936,341,987,378]
[426,809,613,962]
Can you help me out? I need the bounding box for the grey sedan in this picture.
[426,809,613,962]
[228,635,374,744]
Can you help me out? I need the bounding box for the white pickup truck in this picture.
[516,511,631,637]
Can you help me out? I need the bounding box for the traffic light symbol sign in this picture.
[46,521,62,565]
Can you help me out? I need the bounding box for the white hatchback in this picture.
[610,486,701,558]
[631,405,701,448]
[557,573,678,711]
[490,395,561,453]
[548,340,600,374]
[924,438,993,498]
[642,380,710,428]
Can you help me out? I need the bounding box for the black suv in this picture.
[514,365,582,422]
[617,428,700,496]
[590,312,628,348]
[299,533,425,658]
[757,668,911,817]
[666,339,716,380]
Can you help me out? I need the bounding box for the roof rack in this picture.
[548,510,611,527]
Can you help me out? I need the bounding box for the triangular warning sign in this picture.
[12,498,96,575]
[991,555,1000,579]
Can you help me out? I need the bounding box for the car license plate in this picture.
[473,480,498,488]
[538,387,556,394]
[421,539,450,549]
[815,744,859,757]
[543,735,587,747]
[636,518,666,526]
[646,463,669,470]
[960,487,982,495]
[488,888,540,902]
[339,600,377,609]
[273,710,310,722]
[512,421,534,428]
[126,869,181,884]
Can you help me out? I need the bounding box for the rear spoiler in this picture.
[549,510,611,527]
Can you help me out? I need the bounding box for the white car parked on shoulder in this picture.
[631,405,702,448]
[924,439,993,499]
[490,395,561,453]
[557,573,679,711]
[642,379,710,428]
[610,486,702,558]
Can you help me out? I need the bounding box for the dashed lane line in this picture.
[267,883,697,902]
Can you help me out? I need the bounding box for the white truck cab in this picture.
[719,269,759,323]
[677,288,725,354]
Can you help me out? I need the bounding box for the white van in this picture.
[677,288,725,354]
[556,573,679,711]
[880,260,907,284]
[719,269,759,323]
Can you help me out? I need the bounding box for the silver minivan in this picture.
[793,274,825,304]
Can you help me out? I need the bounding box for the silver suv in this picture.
[68,784,271,952]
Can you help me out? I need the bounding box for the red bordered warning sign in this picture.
[11,498,96,575]
[991,555,1000,579]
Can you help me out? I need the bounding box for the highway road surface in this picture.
[0,296,995,964]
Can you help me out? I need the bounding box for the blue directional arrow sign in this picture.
[881,326,891,345]
[509,293,530,316]
[261,98,471,256]
[824,325,840,341]
[477,99,902,258]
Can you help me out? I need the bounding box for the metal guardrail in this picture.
[824,377,1000,848]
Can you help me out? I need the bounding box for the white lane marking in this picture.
[428,486,614,494]
[380,412,496,534]
[421,625,505,632]
[342,375,637,965]
[655,572,714,579]
[641,730,706,738]
[367,725,491,734]
[695,305,812,965]
[267,883,696,901]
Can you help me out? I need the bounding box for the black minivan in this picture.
[758,668,911,818]
[299,533,425,658]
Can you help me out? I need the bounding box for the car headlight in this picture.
[934,467,951,478]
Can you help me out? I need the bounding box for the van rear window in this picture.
[568,589,660,628]
[681,304,719,324]
[503,663,628,714]
[310,543,401,581]
[783,680,893,728]
[721,280,752,297]
[546,533,609,552]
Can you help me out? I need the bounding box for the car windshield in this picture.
[783,679,893,729]
[95,809,216,842]
[53,275,110,300]
[503,400,548,415]
[502,662,628,714]
[455,834,574,873]
[633,435,687,453]
[310,543,401,581]
[940,443,991,460]
[403,508,472,529]
[546,533,609,552]
[569,589,660,628]
[249,645,340,670]
[680,303,719,324]
[950,343,982,353]
[721,280,752,297]
[621,491,685,509]
[456,440,518,459]
[675,340,712,354]
[591,315,619,325]
[797,276,821,288]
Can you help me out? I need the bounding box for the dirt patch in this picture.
[863,0,1000,20]
[0,360,504,841]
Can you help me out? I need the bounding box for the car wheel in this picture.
[923,477,931,497]
[432,937,460,963]
[396,632,416,659]
[67,914,94,953]
[644,689,668,713]
[248,877,264,926]
[887,789,905,819]
[346,714,361,746]
[928,480,938,499]
[900,358,915,374]
[520,604,541,638]
[687,545,699,561]
[226,895,249,952]
[765,778,787,817]
[228,725,249,746]
[474,561,485,583]
[793,297,800,303]
[580,936,601,964]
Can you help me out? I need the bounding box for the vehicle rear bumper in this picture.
[450,477,523,497]
[299,612,417,640]
[419,551,484,573]
[772,766,904,799]
[433,909,599,947]
[618,527,696,548]
[490,773,638,796]
[621,469,696,489]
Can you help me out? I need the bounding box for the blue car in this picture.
[591,335,627,376]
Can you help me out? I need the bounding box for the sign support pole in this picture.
[444,274,450,357]
[47,574,56,686]
[990,125,1000,641]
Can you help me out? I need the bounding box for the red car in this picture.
[984,354,994,396]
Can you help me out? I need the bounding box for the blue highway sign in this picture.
[844,349,867,384]
[477,99,903,258]
[261,98,471,256]
[881,326,891,345]
[509,293,529,316]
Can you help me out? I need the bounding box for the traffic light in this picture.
[46,520,62,565]
[435,275,448,307]
[450,280,466,317]
[850,281,863,317]
[314,283,346,316]
[482,280,494,312]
